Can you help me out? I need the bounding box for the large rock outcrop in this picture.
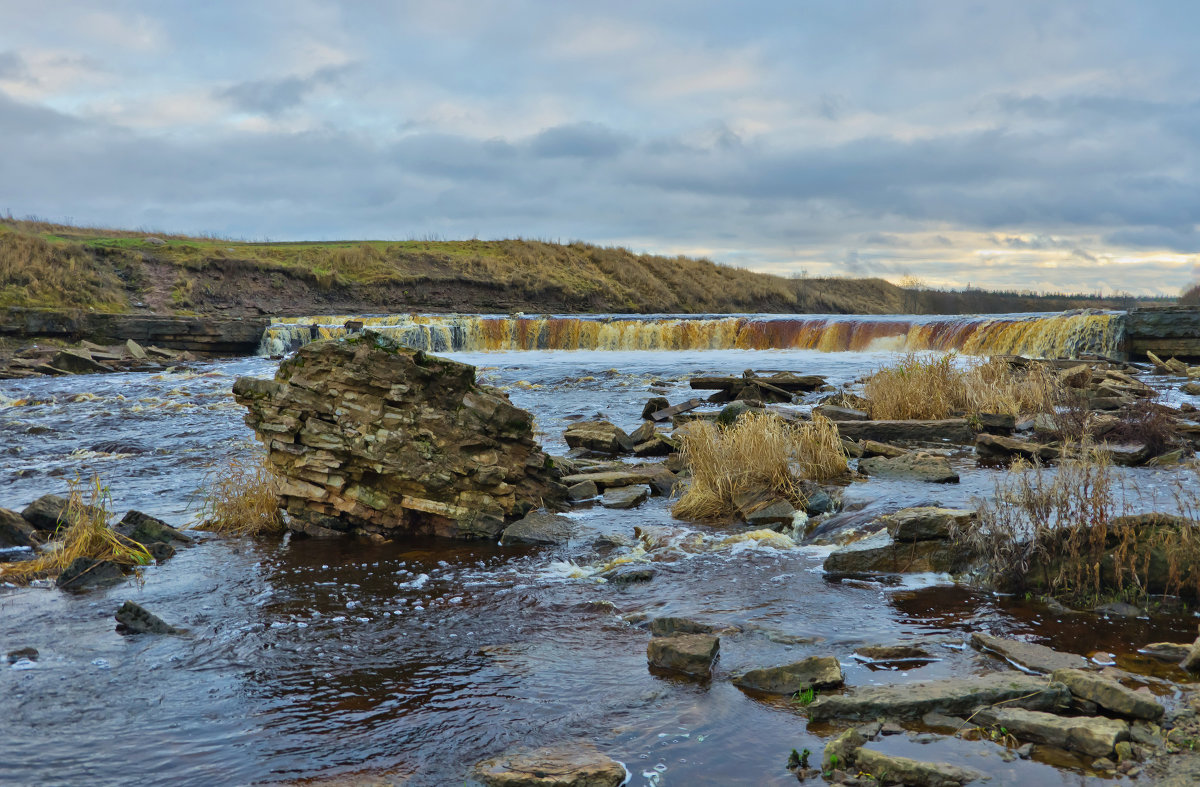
[233,332,563,539]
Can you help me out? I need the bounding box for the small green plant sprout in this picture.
[792,686,817,706]
[787,748,812,770]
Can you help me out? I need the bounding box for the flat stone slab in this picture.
[833,419,974,444]
[976,433,1059,463]
[853,749,985,787]
[733,655,844,695]
[975,707,1129,758]
[601,485,649,509]
[970,632,1088,674]
[807,673,1070,722]
[647,633,719,678]
[858,452,959,483]
[1052,668,1165,720]
[472,742,627,787]
[559,470,657,490]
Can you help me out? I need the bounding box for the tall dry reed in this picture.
[196,454,284,536]
[672,412,847,523]
[0,475,151,583]
[863,353,1061,420]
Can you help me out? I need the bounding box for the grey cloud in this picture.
[215,65,349,115]
[528,122,630,158]
[0,51,26,80]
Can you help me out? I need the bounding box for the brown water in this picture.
[1,348,1198,786]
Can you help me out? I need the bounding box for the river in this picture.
[1,335,1197,786]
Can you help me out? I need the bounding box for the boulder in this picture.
[732,655,844,695]
[974,707,1128,758]
[823,531,972,576]
[472,742,626,787]
[566,481,598,502]
[56,557,126,591]
[976,412,1017,435]
[853,749,985,787]
[821,727,867,772]
[115,510,193,546]
[642,396,670,420]
[125,339,147,359]
[976,433,1059,463]
[858,452,959,483]
[716,401,759,426]
[1052,669,1164,720]
[601,485,649,510]
[807,673,1070,722]
[627,421,655,445]
[970,632,1089,674]
[233,335,563,540]
[0,508,39,548]
[565,421,634,454]
[115,601,183,635]
[647,633,719,677]
[833,419,974,444]
[500,512,576,545]
[884,507,974,542]
[21,494,73,531]
[633,434,676,457]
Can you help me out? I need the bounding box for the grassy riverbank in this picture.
[0,218,1172,317]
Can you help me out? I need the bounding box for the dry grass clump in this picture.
[863,353,1061,420]
[196,454,284,536]
[672,412,847,523]
[0,475,151,584]
[957,447,1200,605]
[0,228,129,310]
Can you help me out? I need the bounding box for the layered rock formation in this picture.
[233,332,563,539]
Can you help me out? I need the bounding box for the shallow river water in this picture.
[2,347,1198,786]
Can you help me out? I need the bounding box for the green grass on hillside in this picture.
[0,218,1177,316]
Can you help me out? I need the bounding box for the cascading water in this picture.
[259,310,1125,359]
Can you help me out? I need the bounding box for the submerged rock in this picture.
[56,557,126,591]
[600,564,656,584]
[733,655,844,695]
[858,452,959,483]
[472,742,626,787]
[233,334,563,540]
[970,632,1089,674]
[115,600,184,635]
[647,633,719,677]
[648,617,713,637]
[807,673,1070,722]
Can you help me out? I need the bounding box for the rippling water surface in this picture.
[1,348,1198,786]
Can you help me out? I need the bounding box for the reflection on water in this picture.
[1,347,1198,785]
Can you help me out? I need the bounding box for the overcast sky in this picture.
[2,1,1198,295]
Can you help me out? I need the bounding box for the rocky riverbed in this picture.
[3,344,1200,786]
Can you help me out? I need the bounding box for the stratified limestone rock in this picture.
[234,334,563,540]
